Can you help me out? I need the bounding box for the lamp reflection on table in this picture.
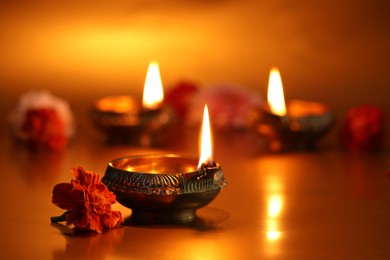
[264,172,284,256]
[266,195,283,241]
[51,224,124,260]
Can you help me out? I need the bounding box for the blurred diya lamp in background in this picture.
[91,61,174,146]
[256,68,334,151]
[102,105,227,225]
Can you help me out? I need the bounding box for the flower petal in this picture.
[103,211,124,229]
[89,213,103,233]
[72,166,85,184]
[52,183,74,210]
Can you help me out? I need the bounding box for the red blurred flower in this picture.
[340,105,385,152]
[10,90,75,151]
[165,81,199,121]
[52,166,123,233]
[22,108,68,151]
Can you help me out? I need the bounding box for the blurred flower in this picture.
[52,166,123,234]
[21,108,68,150]
[340,105,385,152]
[165,81,199,121]
[187,84,264,129]
[9,90,75,151]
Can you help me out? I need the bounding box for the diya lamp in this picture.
[257,68,333,151]
[91,61,174,146]
[102,105,227,224]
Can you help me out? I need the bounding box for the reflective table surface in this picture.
[0,125,389,260]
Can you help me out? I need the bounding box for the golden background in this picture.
[1,0,389,145]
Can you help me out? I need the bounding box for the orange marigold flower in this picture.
[52,166,123,233]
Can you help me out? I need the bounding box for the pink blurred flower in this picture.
[186,84,264,129]
[10,90,75,151]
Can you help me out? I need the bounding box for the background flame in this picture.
[267,68,287,117]
[142,61,164,110]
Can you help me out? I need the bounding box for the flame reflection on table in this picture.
[266,195,283,241]
[263,173,284,256]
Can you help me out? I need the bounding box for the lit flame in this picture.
[198,105,213,168]
[142,61,164,110]
[267,68,287,116]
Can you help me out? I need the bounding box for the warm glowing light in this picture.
[268,195,283,218]
[266,230,281,241]
[266,194,283,241]
[260,165,285,250]
[266,194,284,242]
[142,61,164,110]
[125,166,135,172]
[267,68,287,116]
[96,96,138,113]
[198,105,213,168]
